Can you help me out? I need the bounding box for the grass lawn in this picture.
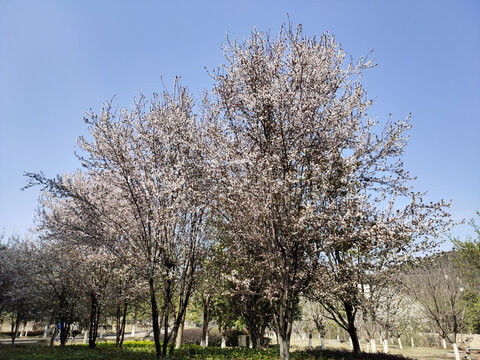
[1,339,477,360]
[0,341,416,360]
[288,337,480,360]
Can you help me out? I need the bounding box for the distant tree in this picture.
[375,286,421,351]
[31,240,84,347]
[452,212,480,332]
[299,298,332,350]
[404,254,466,347]
[0,237,38,346]
[214,233,273,348]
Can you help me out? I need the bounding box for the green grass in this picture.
[0,341,413,360]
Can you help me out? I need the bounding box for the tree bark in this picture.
[170,254,195,354]
[453,342,460,360]
[161,278,173,357]
[49,324,58,347]
[273,301,293,360]
[59,319,70,346]
[116,302,128,347]
[175,318,184,349]
[43,324,48,340]
[201,296,209,347]
[119,303,127,347]
[344,301,361,354]
[88,292,101,348]
[149,277,162,360]
[132,305,137,337]
[221,325,227,349]
[278,334,291,360]
[10,315,20,346]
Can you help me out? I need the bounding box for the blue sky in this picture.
[1,0,479,246]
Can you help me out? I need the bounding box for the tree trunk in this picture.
[247,328,259,349]
[10,316,20,346]
[43,323,49,340]
[453,342,460,360]
[49,324,58,347]
[273,301,293,360]
[161,281,173,357]
[149,277,162,360]
[170,301,188,354]
[59,320,70,346]
[175,318,184,349]
[344,301,361,354]
[115,305,121,347]
[115,302,128,347]
[162,305,170,356]
[201,296,209,347]
[88,292,101,348]
[221,326,227,349]
[119,303,128,347]
[132,306,137,337]
[170,261,194,354]
[397,337,403,350]
[278,333,291,360]
[19,321,26,337]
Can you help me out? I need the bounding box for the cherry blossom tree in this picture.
[22,20,455,360]
[31,173,127,348]
[0,237,38,346]
[28,84,210,359]
[203,23,373,359]
[315,191,452,354]
[30,239,85,346]
[203,22,453,359]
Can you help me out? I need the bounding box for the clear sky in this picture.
[1,0,479,246]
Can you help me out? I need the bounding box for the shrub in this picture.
[182,328,203,345]
[181,328,222,346]
[181,327,247,347]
